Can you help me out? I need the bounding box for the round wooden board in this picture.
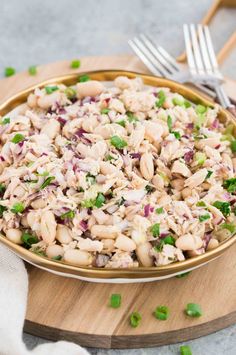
[1,55,236,349]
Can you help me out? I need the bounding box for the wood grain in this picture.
[1,55,236,349]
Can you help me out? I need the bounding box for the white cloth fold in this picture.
[0,243,89,355]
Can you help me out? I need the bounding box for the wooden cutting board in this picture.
[1,55,236,349]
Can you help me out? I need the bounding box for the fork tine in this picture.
[203,25,223,78]
[132,37,169,76]
[128,39,161,76]
[197,24,213,75]
[183,24,197,76]
[189,24,205,75]
[156,46,180,72]
[139,34,177,74]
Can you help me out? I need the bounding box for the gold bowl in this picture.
[0,70,235,283]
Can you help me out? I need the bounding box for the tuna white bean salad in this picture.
[0,75,236,268]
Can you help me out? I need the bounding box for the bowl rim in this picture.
[0,69,235,279]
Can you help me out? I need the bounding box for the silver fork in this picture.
[128,34,215,98]
[183,24,236,117]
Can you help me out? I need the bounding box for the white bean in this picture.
[91,225,119,239]
[63,249,92,266]
[46,244,64,259]
[207,239,219,251]
[21,215,29,228]
[114,234,136,252]
[101,239,115,253]
[76,81,104,99]
[40,211,57,244]
[13,185,25,198]
[27,93,37,108]
[6,229,22,244]
[56,225,73,244]
[140,153,154,180]
[175,234,203,251]
[136,242,153,267]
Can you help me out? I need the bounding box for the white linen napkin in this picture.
[0,243,90,355]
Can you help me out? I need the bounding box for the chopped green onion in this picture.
[205,170,213,179]
[60,210,75,219]
[172,131,181,140]
[230,140,236,153]
[33,248,47,257]
[70,59,81,69]
[155,90,166,108]
[78,74,90,82]
[0,117,10,125]
[163,235,175,246]
[110,135,127,149]
[196,201,206,207]
[11,133,25,144]
[194,152,206,166]
[221,223,236,234]
[65,87,76,99]
[11,202,24,214]
[150,223,160,238]
[40,176,55,189]
[45,86,59,94]
[95,193,105,208]
[0,205,7,217]
[155,207,164,214]
[101,108,110,114]
[154,305,169,320]
[105,154,114,161]
[184,100,192,108]
[223,178,236,193]
[167,115,173,132]
[172,97,184,106]
[36,171,49,177]
[180,345,192,355]
[176,271,191,278]
[213,201,231,217]
[116,120,126,127]
[86,173,96,185]
[126,112,139,123]
[185,303,202,317]
[110,294,121,308]
[196,104,207,114]
[130,312,142,328]
[28,65,37,75]
[21,233,38,248]
[5,67,15,77]
[199,213,210,222]
[52,255,62,261]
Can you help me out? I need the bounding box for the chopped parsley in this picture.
[0,117,10,125]
[101,108,110,114]
[221,223,236,234]
[126,112,139,123]
[199,213,210,222]
[94,193,105,208]
[110,135,127,149]
[205,170,213,179]
[196,201,206,207]
[116,120,126,127]
[52,255,62,261]
[172,131,181,140]
[0,184,6,194]
[155,90,166,108]
[213,201,231,217]
[0,205,7,217]
[78,74,90,82]
[21,233,38,248]
[230,140,236,153]
[162,235,175,245]
[176,271,191,278]
[11,202,24,214]
[11,133,25,144]
[155,207,164,214]
[223,178,236,193]
[150,223,160,238]
[145,185,155,194]
[45,86,59,94]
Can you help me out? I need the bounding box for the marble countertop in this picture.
[1,0,236,353]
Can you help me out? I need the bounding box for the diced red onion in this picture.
[57,117,67,125]
[186,123,194,129]
[80,220,88,231]
[144,204,154,217]
[211,119,219,129]
[95,254,110,267]
[130,152,141,159]
[215,144,221,149]
[160,232,170,238]
[184,150,194,163]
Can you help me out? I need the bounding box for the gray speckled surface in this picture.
[1,0,236,353]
